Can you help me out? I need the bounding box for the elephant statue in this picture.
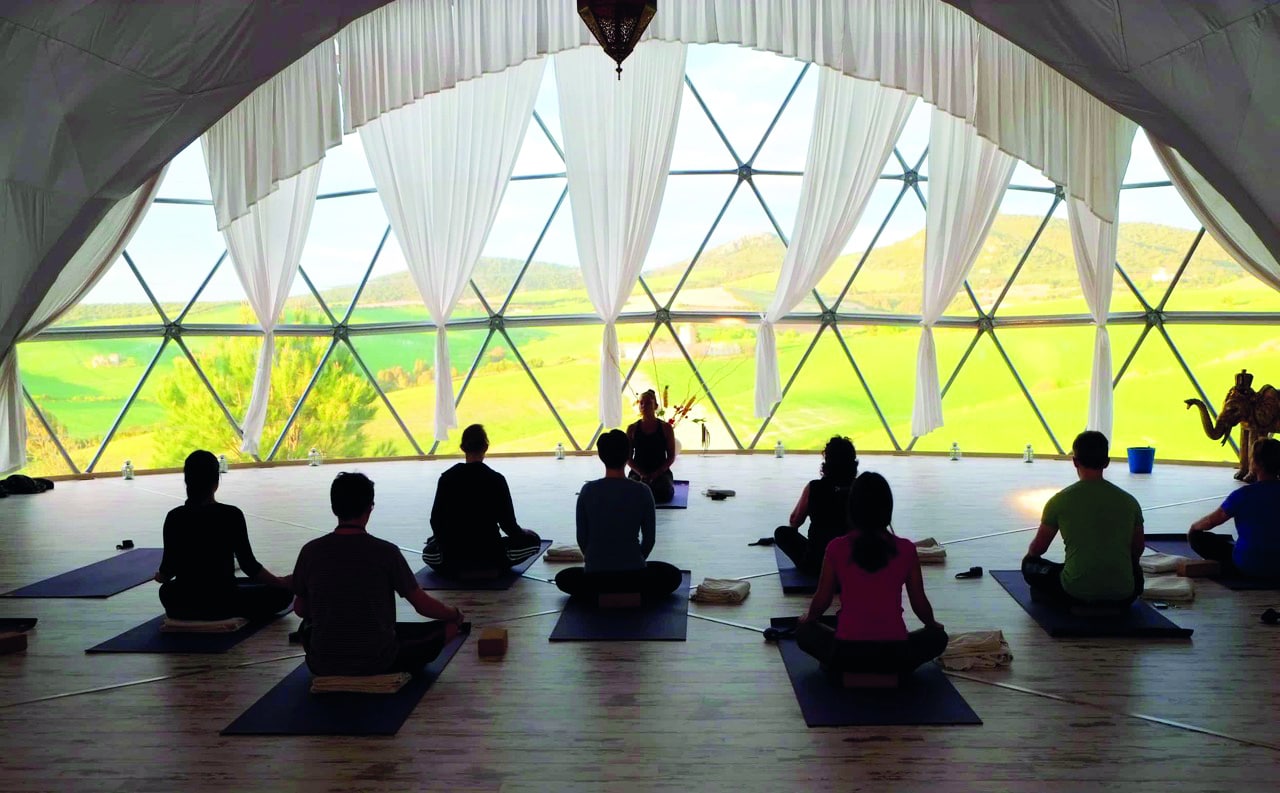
[1185,369,1280,481]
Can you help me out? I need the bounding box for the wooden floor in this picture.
[1,453,1278,792]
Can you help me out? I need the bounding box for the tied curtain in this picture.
[360,59,545,441]
[911,109,1015,438]
[0,170,165,473]
[211,163,324,455]
[555,41,687,429]
[754,69,915,418]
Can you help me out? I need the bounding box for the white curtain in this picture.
[1067,119,1135,439]
[754,71,915,417]
[1152,141,1280,293]
[203,41,341,230]
[911,109,1016,438]
[360,59,546,441]
[215,164,323,455]
[1,171,165,473]
[555,41,687,429]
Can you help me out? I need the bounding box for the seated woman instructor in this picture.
[627,389,677,504]
[774,436,858,576]
[154,450,292,621]
[796,472,948,678]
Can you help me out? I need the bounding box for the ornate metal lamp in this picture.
[578,1,657,79]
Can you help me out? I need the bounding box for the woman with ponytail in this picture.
[153,450,292,621]
[795,472,947,678]
[774,436,858,575]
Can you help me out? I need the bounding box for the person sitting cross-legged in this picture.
[1187,437,1280,579]
[795,472,948,678]
[554,429,683,600]
[422,424,542,578]
[1022,430,1145,608]
[293,472,465,676]
[774,436,858,576]
[626,389,677,505]
[154,450,292,621]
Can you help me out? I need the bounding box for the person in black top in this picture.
[294,472,465,675]
[421,424,542,577]
[626,390,677,504]
[774,436,858,576]
[153,450,292,621]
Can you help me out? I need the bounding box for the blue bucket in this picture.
[1127,446,1156,474]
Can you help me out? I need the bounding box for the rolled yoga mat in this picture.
[774,545,818,594]
[1144,533,1280,591]
[769,617,981,727]
[86,612,287,654]
[656,480,690,510]
[3,548,164,598]
[991,570,1193,638]
[549,571,691,641]
[221,630,468,736]
[414,540,552,590]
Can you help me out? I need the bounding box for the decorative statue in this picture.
[1185,369,1280,481]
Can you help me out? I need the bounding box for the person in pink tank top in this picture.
[795,472,948,678]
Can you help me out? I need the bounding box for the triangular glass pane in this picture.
[765,324,895,451]
[1123,129,1172,185]
[1114,185,1202,306]
[751,64,818,171]
[476,178,569,310]
[532,59,565,161]
[511,112,565,177]
[633,174,738,312]
[838,324,920,448]
[346,234,432,325]
[826,183,925,315]
[50,256,163,328]
[649,320,758,447]
[683,45,804,165]
[347,332,434,456]
[126,202,224,316]
[181,253,256,325]
[19,337,164,471]
[989,199,1091,317]
[448,328,564,453]
[1162,233,1280,312]
[501,325,604,451]
[667,81,738,172]
[912,329,1051,453]
[273,339,389,461]
[895,102,932,176]
[95,343,245,472]
[947,191,1057,317]
[16,401,76,477]
[502,195,591,317]
[1009,161,1056,191]
[1112,325,1237,464]
[156,140,213,201]
[319,133,377,194]
[995,326,1098,451]
[300,192,393,324]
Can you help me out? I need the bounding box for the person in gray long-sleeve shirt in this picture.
[555,430,682,599]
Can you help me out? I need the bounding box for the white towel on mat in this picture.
[914,537,947,564]
[938,630,1013,671]
[1142,575,1195,603]
[690,578,751,604]
[310,673,412,694]
[545,544,584,563]
[1140,552,1185,574]
[159,617,248,633]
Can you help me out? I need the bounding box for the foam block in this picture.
[0,631,28,655]
[1178,559,1221,578]
[477,628,508,659]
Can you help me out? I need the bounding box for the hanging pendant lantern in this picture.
[578,1,657,79]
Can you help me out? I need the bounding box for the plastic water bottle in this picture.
[218,454,229,474]
[1023,444,1034,463]
[308,448,321,467]
[122,460,134,480]
[949,442,961,461]
[555,442,565,461]
[774,441,785,459]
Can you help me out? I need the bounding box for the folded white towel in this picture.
[1142,575,1195,603]
[690,578,751,604]
[545,544,584,563]
[310,672,412,694]
[160,617,249,633]
[938,630,1013,671]
[914,537,947,564]
[1140,552,1185,574]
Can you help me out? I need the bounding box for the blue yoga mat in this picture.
[775,545,817,594]
[86,613,287,654]
[769,618,980,727]
[656,480,690,509]
[0,618,37,632]
[1144,534,1280,591]
[991,570,1193,638]
[3,548,164,598]
[221,630,468,736]
[414,540,552,590]
[549,571,690,641]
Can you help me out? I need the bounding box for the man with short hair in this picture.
[1022,431,1145,606]
[1188,437,1280,579]
[293,472,465,676]
[554,429,682,599]
[422,424,542,577]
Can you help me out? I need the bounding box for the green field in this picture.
[18,215,1277,475]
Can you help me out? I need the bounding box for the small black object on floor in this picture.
[955,566,983,580]
[747,537,774,547]
[1262,608,1280,625]
[0,618,37,632]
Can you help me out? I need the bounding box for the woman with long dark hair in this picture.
[774,436,857,575]
[153,450,292,620]
[795,472,948,678]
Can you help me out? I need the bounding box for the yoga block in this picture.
[477,628,508,660]
[1069,604,1127,618]
[842,672,899,689]
[0,631,29,656]
[598,592,643,609]
[1178,559,1221,578]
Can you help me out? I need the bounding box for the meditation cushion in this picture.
[690,578,750,604]
[0,631,28,656]
[160,617,249,633]
[1143,575,1195,603]
[545,545,584,563]
[1139,552,1184,574]
[598,592,643,609]
[310,672,412,694]
[842,672,899,689]
[1177,559,1221,578]
[477,628,508,660]
[914,538,947,564]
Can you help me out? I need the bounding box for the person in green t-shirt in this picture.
[1022,431,1145,606]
